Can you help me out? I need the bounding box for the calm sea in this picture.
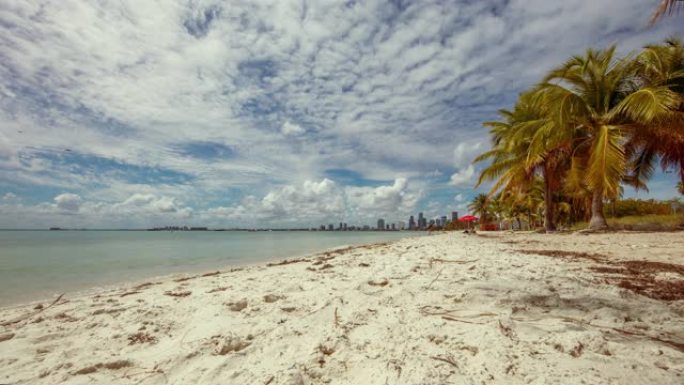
[0,230,419,307]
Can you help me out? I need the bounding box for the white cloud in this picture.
[281,121,305,136]
[205,177,420,226]
[454,193,465,202]
[54,193,82,212]
[118,193,185,214]
[346,178,419,216]
[453,141,484,169]
[207,179,344,222]
[2,192,18,201]
[449,165,476,187]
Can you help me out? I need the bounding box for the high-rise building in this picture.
[391,223,396,230]
[377,218,385,230]
[320,225,326,231]
[418,212,426,229]
[328,224,334,231]
[343,223,347,231]
[398,221,406,230]
[452,211,459,222]
[441,216,447,227]
[408,215,415,230]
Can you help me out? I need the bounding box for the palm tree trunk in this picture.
[588,190,608,230]
[543,165,557,232]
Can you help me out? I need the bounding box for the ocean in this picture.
[0,230,419,307]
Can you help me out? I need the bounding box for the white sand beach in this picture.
[1,231,683,384]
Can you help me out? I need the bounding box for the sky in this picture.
[0,0,682,229]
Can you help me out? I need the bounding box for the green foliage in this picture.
[473,38,684,230]
[608,198,680,217]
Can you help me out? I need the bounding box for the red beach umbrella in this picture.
[458,215,478,222]
[458,215,478,232]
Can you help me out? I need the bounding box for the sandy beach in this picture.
[1,231,683,384]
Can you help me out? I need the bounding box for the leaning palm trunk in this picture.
[589,190,608,230]
[542,165,557,232]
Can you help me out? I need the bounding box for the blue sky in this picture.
[0,0,681,228]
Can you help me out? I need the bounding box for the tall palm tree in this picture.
[537,47,679,230]
[468,193,490,229]
[627,39,684,193]
[475,91,566,232]
[650,0,683,24]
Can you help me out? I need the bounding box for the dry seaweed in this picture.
[368,278,389,287]
[267,258,309,267]
[1,293,65,326]
[164,290,191,297]
[72,360,133,375]
[515,249,607,263]
[128,332,158,345]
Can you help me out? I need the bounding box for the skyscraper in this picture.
[408,215,415,230]
[441,216,447,226]
[418,212,426,229]
[377,218,385,230]
[452,211,459,222]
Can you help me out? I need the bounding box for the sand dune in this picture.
[1,231,683,384]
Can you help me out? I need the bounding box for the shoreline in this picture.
[0,237,412,311]
[0,230,423,311]
[1,231,682,384]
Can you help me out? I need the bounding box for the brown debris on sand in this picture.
[518,249,684,301]
[72,360,133,375]
[207,287,229,293]
[267,258,309,267]
[368,278,389,287]
[227,299,248,311]
[0,333,15,342]
[128,332,158,345]
[164,290,191,297]
[212,335,252,355]
[263,294,284,303]
[1,293,65,326]
[516,249,607,263]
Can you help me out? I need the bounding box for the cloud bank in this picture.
[0,0,681,228]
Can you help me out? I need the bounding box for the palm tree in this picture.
[468,193,490,229]
[650,0,683,24]
[678,181,684,195]
[537,47,679,230]
[475,91,566,232]
[627,39,684,193]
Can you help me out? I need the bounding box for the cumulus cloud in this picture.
[54,193,82,212]
[207,179,344,222]
[453,141,484,170]
[118,194,185,214]
[206,177,420,226]
[281,121,306,136]
[450,165,476,187]
[347,178,419,215]
[0,192,194,228]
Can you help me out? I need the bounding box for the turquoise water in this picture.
[0,230,418,306]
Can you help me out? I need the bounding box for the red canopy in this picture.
[459,215,478,222]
